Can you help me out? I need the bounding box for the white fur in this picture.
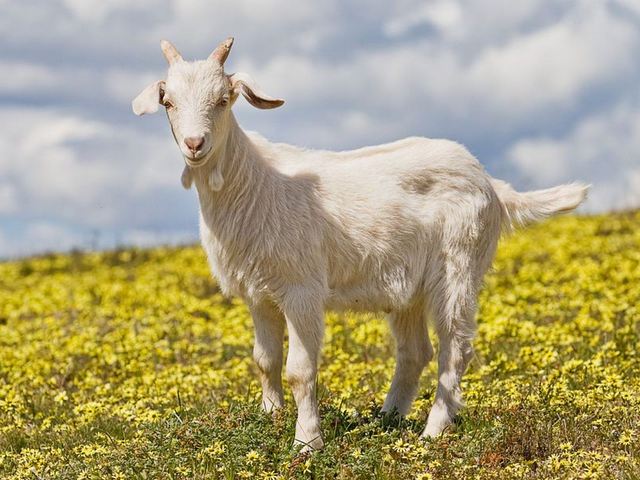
[133,39,589,451]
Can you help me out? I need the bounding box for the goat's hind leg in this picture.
[382,306,434,416]
[421,264,479,438]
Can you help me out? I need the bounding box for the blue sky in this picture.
[1,0,639,257]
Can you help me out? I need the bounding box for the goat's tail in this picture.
[491,178,590,230]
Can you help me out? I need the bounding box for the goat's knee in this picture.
[285,347,319,411]
[253,344,284,412]
[420,335,435,366]
[396,348,430,376]
[401,329,434,373]
[286,362,315,387]
[253,343,280,377]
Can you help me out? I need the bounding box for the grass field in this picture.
[0,211,639,479]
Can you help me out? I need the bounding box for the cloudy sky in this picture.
[1,0,639,258]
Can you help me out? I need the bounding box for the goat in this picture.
[132,38,589,451]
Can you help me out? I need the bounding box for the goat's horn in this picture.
[209,37,234,65]
[160,40,183,65]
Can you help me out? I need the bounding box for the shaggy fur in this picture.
[133,38,589,451]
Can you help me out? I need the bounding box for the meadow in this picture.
[0,211,638,479]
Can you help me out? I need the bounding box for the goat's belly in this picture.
[325,259,421,312]
[326,286,400,313]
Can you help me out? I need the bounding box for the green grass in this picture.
[0,211,639,479]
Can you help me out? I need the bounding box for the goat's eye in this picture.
[218,97,229,107]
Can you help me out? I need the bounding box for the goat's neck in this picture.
[192,113,273,230]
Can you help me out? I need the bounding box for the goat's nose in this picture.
[184,136,205,153]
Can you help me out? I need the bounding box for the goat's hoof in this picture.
[420,430,439,441]
[293,436,324,453]
[261,401,284,415]
[379,408,403,428]
[420,420,453,440]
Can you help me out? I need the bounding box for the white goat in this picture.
[132,38,589,451]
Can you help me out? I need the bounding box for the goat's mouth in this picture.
[184,148,212,167]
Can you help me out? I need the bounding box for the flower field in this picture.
[0,211,639,479]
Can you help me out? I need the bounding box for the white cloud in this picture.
[61,0,158,23]
[120,228,196,247]
[384,0,463,37]
[231,1,639,149]
[106,69,161,104]
[465,3,639,116]
[1,0,640,256]
[0,61,59,93]
[0,221,198,259]
[0,59,161,114]
[0,183,18,214]
[507,96,640,211]
[25,221,85,252]
[0,107,190,228]
[615,0,640,17]
[0,221,84,258]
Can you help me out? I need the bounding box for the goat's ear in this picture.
[132,80,165,116]
[228,72,284,110]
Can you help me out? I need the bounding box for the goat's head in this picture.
[132,38,284,168]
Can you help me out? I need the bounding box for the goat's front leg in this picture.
[250,301,285,412]
[282,292,325,451]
